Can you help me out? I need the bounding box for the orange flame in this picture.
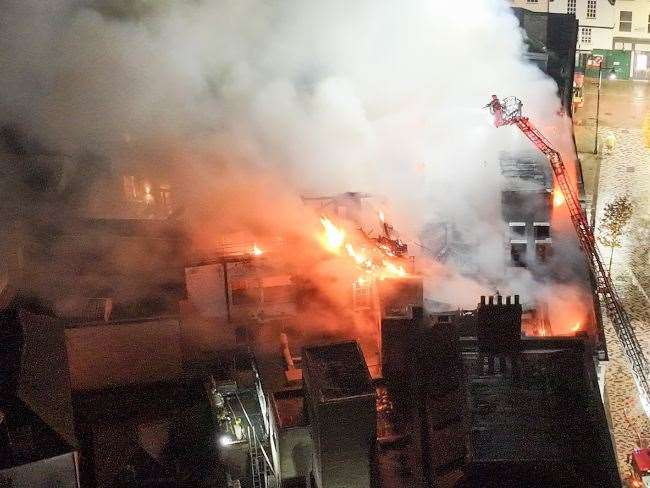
[318,215,409,280]
[572,322,581,333]
[381,260,406,278]
[553,188,565,207]
[345,243,373,268]
[319,217,346,253]
[378,210,385,223]
[252,244,263,256]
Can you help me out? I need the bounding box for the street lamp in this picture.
[594,63,617,154]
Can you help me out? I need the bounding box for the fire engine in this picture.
[628,448,650,487]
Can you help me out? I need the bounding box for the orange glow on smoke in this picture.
[252,244,263,256]
[553,188,565,207]
[378,210,385,223]
[540,285,592,336]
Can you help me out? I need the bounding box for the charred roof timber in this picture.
[302,341,374,403]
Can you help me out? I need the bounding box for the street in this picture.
[574,79,650,474]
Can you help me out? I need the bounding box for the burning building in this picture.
[182,191,422,378]
[383,300,618,487]
[500,151,553,270]
[0,1,624,486]
[498,149,599,340]
[464,298,619,487]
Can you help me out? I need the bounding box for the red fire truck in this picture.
[628,448,650,487]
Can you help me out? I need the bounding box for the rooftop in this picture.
[0,398,75,471]
[272,388,307,429]
[500,151,552,190]
[302,341,374,403]
[461,337,620,487]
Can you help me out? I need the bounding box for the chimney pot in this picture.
[480,295,486,306]
[506,296,511,305]
[497,295,503,305]
[514,294,520,305]
[488,296,494,305]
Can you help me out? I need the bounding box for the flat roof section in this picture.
[303,341,374,403]
[272,389,307,429]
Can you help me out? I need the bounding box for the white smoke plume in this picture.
[1,0,588,328]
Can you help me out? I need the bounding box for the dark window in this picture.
[534,223,550,240]
[620,11,632,32]
[536,243,551,263]
[586,0,596,19]
[509,223,526,239]
[511,243,527,267]
[567,0,576,15]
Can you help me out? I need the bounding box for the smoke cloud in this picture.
[1,0,589,330]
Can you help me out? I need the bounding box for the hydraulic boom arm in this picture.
[487,96,650,415]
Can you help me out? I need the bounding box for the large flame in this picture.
[553,188,565,207]
[319,217,346,253]
[318,215,408,280]
[252,244,264,256]
[381,260,406,278]
[345,243,372,268]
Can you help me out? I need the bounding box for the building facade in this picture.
[612,0,650,78]
[512,0,650,79]
[510,0,616,52]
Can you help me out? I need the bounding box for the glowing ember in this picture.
[572,322,581,333]
[553,188,565,207]
[252,244,263,256]
[319,217,346,253]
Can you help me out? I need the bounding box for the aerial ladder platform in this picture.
[486,96,650,416]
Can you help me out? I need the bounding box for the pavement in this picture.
[573,79,650,480]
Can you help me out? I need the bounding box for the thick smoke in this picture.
[1,0,588,329]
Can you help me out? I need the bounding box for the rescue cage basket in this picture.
[501,96,523,121]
